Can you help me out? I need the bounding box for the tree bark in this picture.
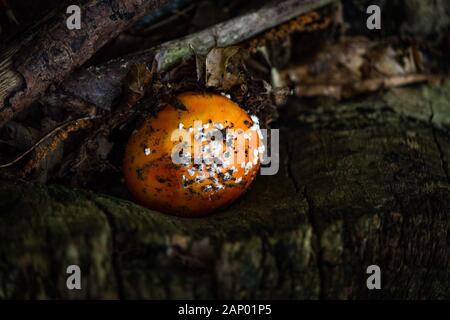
[0,81,449,299]
[0,0,169,127]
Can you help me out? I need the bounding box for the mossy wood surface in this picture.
[1,83,450,299]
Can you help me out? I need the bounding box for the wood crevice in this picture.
[88,197,126,299]
[429,102,450,183]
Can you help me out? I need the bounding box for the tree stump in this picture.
[1,81,449,299]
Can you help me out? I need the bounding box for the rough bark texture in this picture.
[0,81,450,299]
[0,0,168,127]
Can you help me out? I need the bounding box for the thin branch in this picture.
[0,115,98,168]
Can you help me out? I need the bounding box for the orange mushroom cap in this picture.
[123,92,263,217]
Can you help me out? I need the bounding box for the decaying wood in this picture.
[1,81,449,299]
[0,0,169,127]
[42,0,337,112]
[59,64,153,181]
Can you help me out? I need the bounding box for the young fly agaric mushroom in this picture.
[123,92,264,217]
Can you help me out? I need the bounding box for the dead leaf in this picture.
[372,46,406,76]
[123,64,153,96]
[206,46,247,90]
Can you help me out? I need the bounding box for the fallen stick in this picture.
[0,0,169,127]
[43,0,336,112]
